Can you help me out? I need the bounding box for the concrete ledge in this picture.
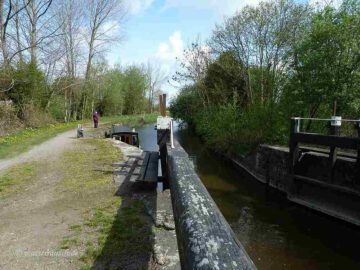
[165,140,256,270]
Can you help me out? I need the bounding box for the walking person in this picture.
[93,111,99,128]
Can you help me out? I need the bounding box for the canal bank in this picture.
[168,124,360,270]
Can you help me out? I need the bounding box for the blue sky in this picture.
[105,0,269,99]
[106,0,322,99]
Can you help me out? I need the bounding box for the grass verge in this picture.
[0,162,38,198]
[60,138,122,192]
[58,137,153,269]
[60,197,152,270]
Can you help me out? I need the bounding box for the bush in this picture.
[0,102,23,136]
[191,103,288,155]
[22,104,55,128]
[169,85,203,124]
[194,104,241,153]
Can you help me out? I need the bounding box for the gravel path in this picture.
[0,129,77,172]
[0,129,82,270]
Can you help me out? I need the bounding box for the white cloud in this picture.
[156,31,184,62]
[163,0,262,17]
[153,31,184,100]
[124,0,154,15]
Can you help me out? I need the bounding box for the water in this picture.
[135,123,360,270]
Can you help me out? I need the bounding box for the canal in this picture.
[136,123,360,270]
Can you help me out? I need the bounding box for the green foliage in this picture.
[193,103,286,155]
[121,66,148,115]
[194,104,243,153]
[169,85,202,124]
[204,52,248,106]
[171,0,360,155]
[97,69,125,116]
[287,1,360,118]
[1,60,152,131]
[8,62,47,112]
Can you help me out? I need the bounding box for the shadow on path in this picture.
[91,153,158,270]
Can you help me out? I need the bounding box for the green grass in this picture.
[101,112,158,127]
[0,162,37,197]
[60,138,122,192]
[60,236,81,250]
[61,197,152,269]
[0,113,158,160]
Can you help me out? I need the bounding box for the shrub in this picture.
[22,103,55,128]
[0,102,23,136]
[193,103,287,155]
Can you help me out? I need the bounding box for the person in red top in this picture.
[92,111,99,128]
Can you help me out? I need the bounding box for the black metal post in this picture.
[329,117,341,183]
[357,121,360,185]
[289,118,300,195]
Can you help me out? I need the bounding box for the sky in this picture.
[104,0,265,99]
[106,0,335,100]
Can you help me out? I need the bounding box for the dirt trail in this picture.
[0,127,180,270]
[0,129,82,270]
[0,129,77,172]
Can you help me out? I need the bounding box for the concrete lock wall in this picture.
[235,144,358,193]
[162,139,257,270]
[232,144,360,226]
[232,145,291,193]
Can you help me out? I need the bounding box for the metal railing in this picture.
[291,117,360,138]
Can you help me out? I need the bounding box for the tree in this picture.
[84,0,125,80]
[210,0,311,105]
[174,39,212,107]
[146,61,167,113]
[287,0,360,119]
[24,0,55,65]
[203,51,248,106]
[80,0,126,118]
[122,65,147,115]
[56,0,85,121]
[0,0,31,65]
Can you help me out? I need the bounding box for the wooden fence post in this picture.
[162,94,167,116]
[159,94,167,117]
[159,95,163,115]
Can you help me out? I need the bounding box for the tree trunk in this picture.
[15,0,23,63]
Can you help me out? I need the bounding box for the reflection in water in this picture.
[169,123,360,270]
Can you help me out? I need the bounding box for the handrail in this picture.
[164,139,257,270]
[291,117,360,123]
